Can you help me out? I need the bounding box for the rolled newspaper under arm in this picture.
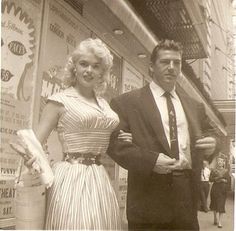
[10,129,54,188]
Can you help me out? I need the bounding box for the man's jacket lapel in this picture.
[176,87,202,141]
[139,85,171,155]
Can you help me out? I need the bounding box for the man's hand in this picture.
[195,136,216,157]
[153,153,176,174]
[170,153,191,170]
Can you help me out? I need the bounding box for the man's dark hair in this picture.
[150,39,183,63]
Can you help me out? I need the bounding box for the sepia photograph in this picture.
[0,0,235,230]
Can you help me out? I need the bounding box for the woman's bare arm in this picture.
[35,101,64,144]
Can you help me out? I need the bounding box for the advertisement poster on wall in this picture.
[1,0,43,219]
[118,61,144,208]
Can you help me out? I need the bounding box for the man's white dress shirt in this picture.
[150,81,192,168]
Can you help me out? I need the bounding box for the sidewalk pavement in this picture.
[121,191,235,231]
[198,191,235,231]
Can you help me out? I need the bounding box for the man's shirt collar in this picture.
[149,81,177,99]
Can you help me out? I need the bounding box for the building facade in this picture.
[0,0,234,228]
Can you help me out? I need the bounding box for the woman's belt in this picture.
[64,152,101,165]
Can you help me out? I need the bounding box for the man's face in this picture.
[150,49,182,92]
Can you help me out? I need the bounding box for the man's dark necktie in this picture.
[164,92,179,160]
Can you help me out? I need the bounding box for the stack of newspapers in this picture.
[10,129,54,188]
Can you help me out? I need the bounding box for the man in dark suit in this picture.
[108,39,217,231]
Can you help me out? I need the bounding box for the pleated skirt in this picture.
[45,161,121,230]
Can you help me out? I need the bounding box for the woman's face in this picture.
[74,50,104,91]
[217,158,225,167]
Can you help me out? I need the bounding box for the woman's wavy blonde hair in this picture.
[63,38,113,95]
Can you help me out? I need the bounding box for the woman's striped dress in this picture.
[45,87,121,230]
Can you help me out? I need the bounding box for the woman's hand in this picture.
[24,156,41,173]
[10,141,40,173]
[117,130,132,143]
[24,156,37,168]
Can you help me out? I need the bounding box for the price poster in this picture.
[1,0,43,219]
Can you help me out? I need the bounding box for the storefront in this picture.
[0,0,227,229]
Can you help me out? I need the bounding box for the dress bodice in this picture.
[48,87,119,154]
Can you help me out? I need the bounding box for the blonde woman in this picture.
[25,38,127,230]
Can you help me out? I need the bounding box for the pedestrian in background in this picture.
[199,160,211,212]
[210,153,230,228]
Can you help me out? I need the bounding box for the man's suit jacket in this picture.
[107,84,214,224]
